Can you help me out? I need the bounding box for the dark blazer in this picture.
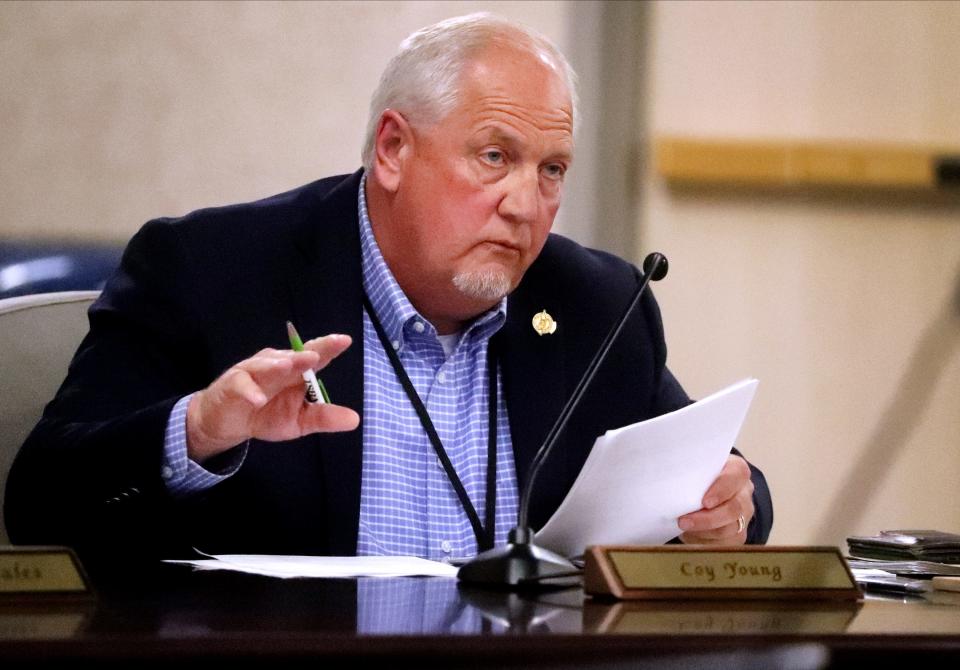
[5,171,772,563]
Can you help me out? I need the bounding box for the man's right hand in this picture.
[185,334,359,463]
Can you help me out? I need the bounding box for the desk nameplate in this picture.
[0,546,93,599]
[584,545,861,600]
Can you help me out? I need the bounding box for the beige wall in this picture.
[0,0,572,241]
[643,0,960,546]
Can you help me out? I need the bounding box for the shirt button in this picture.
[161,465,174,480]
[412,320,425,333]
[437,371,447,383]
[441,540,452,554]
[391,340,401,351]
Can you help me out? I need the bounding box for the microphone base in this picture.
[457,530,578,589]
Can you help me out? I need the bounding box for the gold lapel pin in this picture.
[531,310,557,336]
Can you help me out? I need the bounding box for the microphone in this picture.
[458,252,669,588]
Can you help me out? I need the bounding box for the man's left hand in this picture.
[677,454,754,545]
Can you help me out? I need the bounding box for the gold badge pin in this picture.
[531,310,557,336]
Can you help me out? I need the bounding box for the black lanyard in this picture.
[362,294,498,552]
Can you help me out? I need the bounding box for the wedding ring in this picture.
[736,514,746,534]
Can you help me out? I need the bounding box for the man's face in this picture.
[376,45,574,331]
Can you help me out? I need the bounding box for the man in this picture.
[5,14,771,565]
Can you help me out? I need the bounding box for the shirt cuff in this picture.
[162,394,246,497]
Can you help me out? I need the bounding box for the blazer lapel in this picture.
[498,253,567,521]
[285,171,366,555]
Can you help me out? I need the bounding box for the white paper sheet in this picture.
[164,554,459,579]
[534,378,759,557]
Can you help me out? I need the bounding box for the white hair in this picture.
[361,12,579,170]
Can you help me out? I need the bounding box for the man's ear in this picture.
[371,109,413,193]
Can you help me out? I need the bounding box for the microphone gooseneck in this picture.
[458,252,669,588]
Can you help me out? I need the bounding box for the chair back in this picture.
[0,290,99,543]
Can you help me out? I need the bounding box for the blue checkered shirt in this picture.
[162,175,519,561]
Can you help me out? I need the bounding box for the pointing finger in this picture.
[302,334,352,370]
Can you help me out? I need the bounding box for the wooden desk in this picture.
[2,563,960,668]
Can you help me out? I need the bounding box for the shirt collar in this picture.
[357,172,507,349]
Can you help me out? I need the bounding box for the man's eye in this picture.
[543,163,566,180]
[482,150,505,164]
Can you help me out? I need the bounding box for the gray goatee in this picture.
[452,270,513,302]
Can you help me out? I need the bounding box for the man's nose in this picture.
[498,167,540,224]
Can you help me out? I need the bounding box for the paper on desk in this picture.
[534,378,759,558]
[164,554,459,579]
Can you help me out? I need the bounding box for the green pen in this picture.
[286,321,331,404]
